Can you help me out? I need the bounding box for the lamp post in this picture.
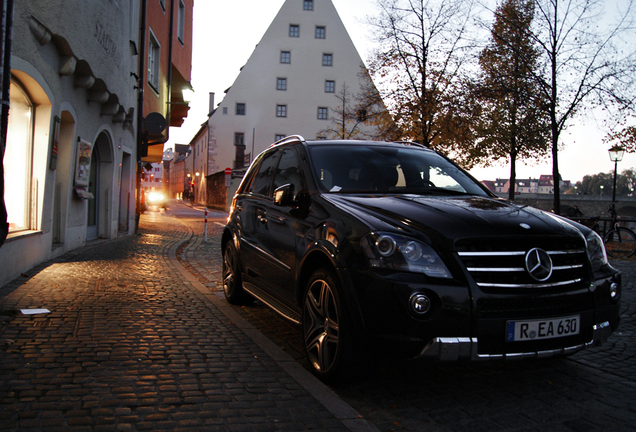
[186,173,192,203]
[194,172,200,204]
[609,146,625,203]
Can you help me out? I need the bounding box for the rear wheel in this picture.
[222,242,252,304]
[603,227,636,259]
[302,268,354,383]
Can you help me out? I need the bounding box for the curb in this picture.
[168,216,380,432]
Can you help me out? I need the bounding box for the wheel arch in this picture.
[297,248,366,330]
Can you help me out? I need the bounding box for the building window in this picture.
[289,24,299,37]
[276,105,287,118]
[280,51,291,64]
[223,107,228,114]
[277,78,287,91]
[148,29,160,90]
[234,132,245,146]
[315,26,326,39]
[318,107,328,120]
[5,80,33,232]
[275,134,286,141]
[177,0,186,44]
[304,0,313,10]
[236,103,246,115]
[325,80,335,93]
[322,53,333,66]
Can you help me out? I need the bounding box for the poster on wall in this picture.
[74,137,92,187]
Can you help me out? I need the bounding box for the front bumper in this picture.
[417,320,614,361]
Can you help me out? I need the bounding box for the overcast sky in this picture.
[167,0,636,185]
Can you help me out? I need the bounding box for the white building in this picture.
[206,0,384,174]
[0,1,140,287]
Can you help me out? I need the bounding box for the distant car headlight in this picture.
[586,230,608,272]
[362,233,452,278]
[147,192,165,204]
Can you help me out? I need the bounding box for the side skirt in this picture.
[243,282,302,324]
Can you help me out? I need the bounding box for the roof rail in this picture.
[272,135,306,147]
[393,140,429,148]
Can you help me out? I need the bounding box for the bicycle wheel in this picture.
[603,227,636,259]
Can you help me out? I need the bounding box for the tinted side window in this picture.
[272,149,303,195]
[247,150,281,197]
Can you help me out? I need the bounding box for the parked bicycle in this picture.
[601,203,636,259]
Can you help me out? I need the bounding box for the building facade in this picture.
[489,176,571,196]
[142,0,193,162]
[205,0,385,176]
[0,0,193,288]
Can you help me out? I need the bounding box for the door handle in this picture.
[257,209,267,224]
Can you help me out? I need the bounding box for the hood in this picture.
[324,194,582,245]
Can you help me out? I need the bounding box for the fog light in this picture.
[610,282,619,299]
[410,293,431,315]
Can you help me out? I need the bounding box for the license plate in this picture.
[506,315,580,342]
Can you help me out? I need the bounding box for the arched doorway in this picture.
[86,144,100,240]
[86,131,113,240]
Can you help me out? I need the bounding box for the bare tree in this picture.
[367,0,480,162]
[530,0,636,214]
[475,0,550,201]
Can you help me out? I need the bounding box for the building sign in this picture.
[74,137,92,187]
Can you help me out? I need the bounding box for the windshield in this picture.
[308,144,490,196]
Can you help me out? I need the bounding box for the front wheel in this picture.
[301,269,354,383]
[603,227,636,259]
[222,242,252,304]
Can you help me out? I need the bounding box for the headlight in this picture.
[586,230,608,272]
[362,233,452,278]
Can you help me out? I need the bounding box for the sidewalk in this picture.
[0,211,377,431]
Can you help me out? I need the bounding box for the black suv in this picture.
[222,136,621,382]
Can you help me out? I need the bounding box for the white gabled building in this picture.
[206,0,384,174]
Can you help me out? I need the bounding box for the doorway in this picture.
[86,144,100,240]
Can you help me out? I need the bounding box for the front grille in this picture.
[456,236,589,290]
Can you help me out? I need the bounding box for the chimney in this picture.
[209,92,215,115]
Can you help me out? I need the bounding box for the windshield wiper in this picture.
[403,187,468,195]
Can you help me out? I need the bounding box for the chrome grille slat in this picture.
[476,278,583,289]
[457,239,587,290]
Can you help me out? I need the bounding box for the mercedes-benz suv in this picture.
[221,136,621,382]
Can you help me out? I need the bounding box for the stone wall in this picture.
[510,194,636,218]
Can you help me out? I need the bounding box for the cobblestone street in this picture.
[0,207,369,431]
[1,202,635,431]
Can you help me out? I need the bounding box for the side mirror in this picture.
[274,184,295,206]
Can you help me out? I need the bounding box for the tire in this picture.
[603,227,636,259]
[222,242,252,304]
[301,268,354,383]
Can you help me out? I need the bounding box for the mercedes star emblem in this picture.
[525,248,553,282]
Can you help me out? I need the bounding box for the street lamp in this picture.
[609,146,625,203]
[194,172,200,204]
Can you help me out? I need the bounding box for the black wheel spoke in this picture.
[303,279,340,373]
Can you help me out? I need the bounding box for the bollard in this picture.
[204,207,208,242]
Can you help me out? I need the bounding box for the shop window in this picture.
[5,80,33,232]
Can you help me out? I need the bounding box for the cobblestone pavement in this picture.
[2,202,635,432]
[0,208,374,432]
[176,204,636,432]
